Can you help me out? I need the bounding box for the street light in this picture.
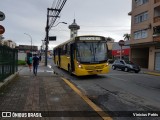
[52,22,67,27]
[24,33,32,55]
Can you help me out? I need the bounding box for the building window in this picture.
[134,11,148,23]
[134,29,148,39]
[135,0,149,6]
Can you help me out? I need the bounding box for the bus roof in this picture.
[53,35,106,49]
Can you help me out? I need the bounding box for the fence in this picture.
[0,45,18,82]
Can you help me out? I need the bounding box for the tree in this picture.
[123,33,131,41]
[106,37,114,42]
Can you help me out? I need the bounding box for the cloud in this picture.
[1,0,131,49]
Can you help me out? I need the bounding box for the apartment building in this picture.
[2,40,16,48]
[129,0,160,71]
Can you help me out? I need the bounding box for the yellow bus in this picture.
[53,35,110,76]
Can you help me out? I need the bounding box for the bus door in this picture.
[70,44,75,71]
[53,50,56,63]
[58,48,61,66]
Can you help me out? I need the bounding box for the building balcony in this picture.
[154,5,160,23]
[154,16,160,23]
[153,26,160,42]
[155,0,160,3]
[153,35,160,42]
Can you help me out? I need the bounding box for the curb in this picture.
[143,72,160,76]
[0,72,19,90]
[62,77,113,120]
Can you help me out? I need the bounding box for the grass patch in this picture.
[18,60,26,65]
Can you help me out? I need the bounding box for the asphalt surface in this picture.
[1,59,160,120]
[50,60,160,120]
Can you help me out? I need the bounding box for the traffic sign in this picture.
[0,25,5,34]
[0,11,5,21]
[118,40,125,46]
[49,36,56,41]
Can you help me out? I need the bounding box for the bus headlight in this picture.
[77,62,83,68]
[105,63,109,66]
[78,64,82,68]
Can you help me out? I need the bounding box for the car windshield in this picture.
[76,42,107,63]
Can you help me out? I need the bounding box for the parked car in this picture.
[112,59,141,73]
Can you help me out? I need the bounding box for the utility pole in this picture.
[45,8,49,66]
[44,0,68,66]
[45,8,60,66]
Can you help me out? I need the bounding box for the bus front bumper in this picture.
[75,67,110,76]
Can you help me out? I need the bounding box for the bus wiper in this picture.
[76,45,81,62]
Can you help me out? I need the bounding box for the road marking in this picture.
[62,77,112,120]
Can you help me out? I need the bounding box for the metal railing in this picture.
[0,45,18,82]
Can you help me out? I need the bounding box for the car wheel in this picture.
[124,67,128,72]
[135,70,140,73]
[112,66,116,70]
[121,68,124,71]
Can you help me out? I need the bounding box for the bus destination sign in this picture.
[79,36,102,41]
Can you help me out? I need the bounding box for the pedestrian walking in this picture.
[32,54,39,76]
[26,54,32,72]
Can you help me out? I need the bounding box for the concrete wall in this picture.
[148,46,155,70]
[131,47,149,68]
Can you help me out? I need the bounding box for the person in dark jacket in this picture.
[32,54,39,76]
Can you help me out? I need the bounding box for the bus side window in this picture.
[65,44,67,54]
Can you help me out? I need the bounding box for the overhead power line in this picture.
[49,0,67,30]
[44,0,67,66]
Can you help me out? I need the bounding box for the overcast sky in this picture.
[1,0,132,50]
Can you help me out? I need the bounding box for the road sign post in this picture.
[0,25,5,34]
[0,11,5,21]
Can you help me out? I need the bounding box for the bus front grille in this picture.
[85,65,104,70]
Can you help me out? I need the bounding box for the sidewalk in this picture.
[0,63,104,120]
[141,68,160,76]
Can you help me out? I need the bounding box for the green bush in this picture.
[18,60,26,65]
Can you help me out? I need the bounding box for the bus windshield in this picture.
[76,42,107,63]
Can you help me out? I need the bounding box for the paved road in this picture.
[50,60,160,120]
